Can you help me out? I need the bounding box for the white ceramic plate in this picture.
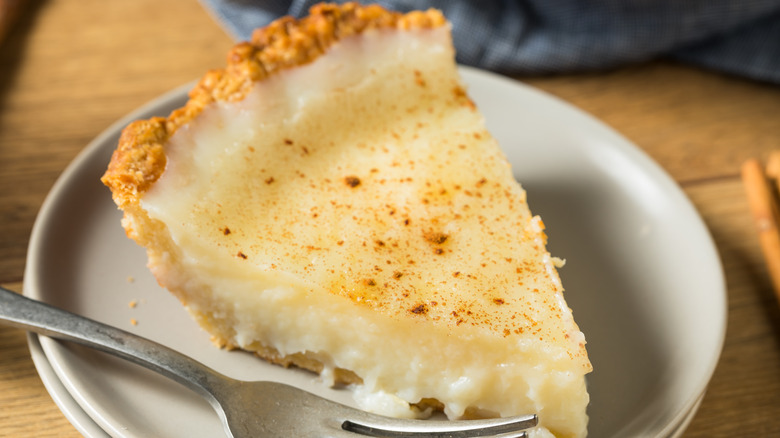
[27,334,109,438]
[25,67,726,437]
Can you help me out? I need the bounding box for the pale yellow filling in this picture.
[140,26,589,438]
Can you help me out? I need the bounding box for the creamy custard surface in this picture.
[106,6,590,437]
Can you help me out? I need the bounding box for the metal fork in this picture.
[0,286,537,438]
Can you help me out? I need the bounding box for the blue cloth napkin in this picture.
[200,0,780,84]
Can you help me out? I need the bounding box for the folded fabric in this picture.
[200,0,780,84]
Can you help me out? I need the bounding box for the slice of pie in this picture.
[102,3,591,437]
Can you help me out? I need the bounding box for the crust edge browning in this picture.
[100,2,445,208]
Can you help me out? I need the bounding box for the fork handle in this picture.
[0,286,224,404]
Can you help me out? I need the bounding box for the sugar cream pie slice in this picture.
[102,3,591,437]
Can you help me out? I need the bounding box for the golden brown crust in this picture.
[215,336,454,414]
[102,117,168,209]
[212,335,364,385]
[101,2,445,207]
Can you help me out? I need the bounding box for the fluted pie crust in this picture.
[103,3,444,208]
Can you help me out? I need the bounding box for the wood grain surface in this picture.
[1,1,780,437]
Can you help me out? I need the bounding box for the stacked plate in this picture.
[25,68,726,437]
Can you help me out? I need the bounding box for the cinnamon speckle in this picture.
[413,70,426,87]
[345,176,361,187]
[424,231,448,245]
[410,303,428,315]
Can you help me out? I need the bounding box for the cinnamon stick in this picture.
[765,151,780,180]
[742,158,780,300]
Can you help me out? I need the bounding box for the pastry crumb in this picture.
[130,318,138,326]
[126,275,135,283]
[128,300,138,308]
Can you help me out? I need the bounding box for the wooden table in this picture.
[1,1,779,436]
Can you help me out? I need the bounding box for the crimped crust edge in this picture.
[101,2,445,208]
